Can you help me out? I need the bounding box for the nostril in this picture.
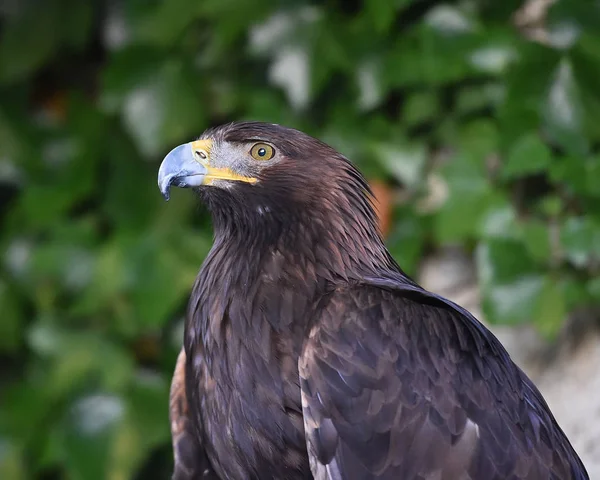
[196,150,207,160]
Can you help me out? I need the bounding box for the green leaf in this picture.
[131,0,203,47]
[434,152,497,242]
[0,381,49,443]
[100,46,165,112]
[0,280,23,352]
[502,134,552,179]
[0,438,26,480]
[60,1,94,51]
[542,58,588,155]
[101,129,164,231]
[537,195,563,217]
[477,238,538,285]
[104,373,171,479]
[477,200,518,240]
[387,207,425,276]
[365,0,403,33]
[102,51,208,156]
[28,241,94,294]
[482,276,544,324]
[477,239,543,324]
[457,120,499,159]
[129,236,193,329]
[121,60,207,157]
[0,0,91,83]
[533,277,566,339]
[403,92,440,127]
[27,323,134,396]
[15,133,98,229]
[69,239,130,321]
[547,0,600,32]
[586,276,600,301]
[424,5,474,35]
[384,24,475,88]
[520,220,552,262]
[560,216,600,267]
[569,34,600,142]
[62,394,125,480]
[0,2,61,83]
[562,276,590,309]
[371,141,427,188]
[468,44,516,75]
[499,43,561,149]
[550,154,600,197]
[456,83,504,114]
[127,373,170,447]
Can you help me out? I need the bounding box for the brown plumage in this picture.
[159,122,588,480]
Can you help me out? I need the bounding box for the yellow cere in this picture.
[190,139,213,164]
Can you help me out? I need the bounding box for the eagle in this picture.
[157,122,588,480]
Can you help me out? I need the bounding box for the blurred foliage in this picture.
[1,0,600,478]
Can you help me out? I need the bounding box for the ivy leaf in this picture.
[387,207,425,276]
[0,437,25,480]
[560,216,600,267]
[0,280,23,353]
[365,0,403,33]
[62,394,125,480]
[131,0,203,47]
[434,152,497,242]
[122,60,207,157]
[403,92,440,127]
[499,43,561,149]
[102,56,206,157]
[533,277,567,339]
[482,275,545,325]
[520,220,552,263]
[542,58,588,155]
[549,155,600,197]
[371,141,427,188]
[477,198,518,240]
[0,3,61,83]
[477,239,542,324]
[502,134,552,179]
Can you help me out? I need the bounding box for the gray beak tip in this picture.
[158,173,175,202]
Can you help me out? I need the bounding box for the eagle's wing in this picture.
[299,283,587,480]
[169,348,219,479]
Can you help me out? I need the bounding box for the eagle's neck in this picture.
[187,201,394,357]
[187,172,405,374]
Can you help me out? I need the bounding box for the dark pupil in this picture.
[258,147,266,157]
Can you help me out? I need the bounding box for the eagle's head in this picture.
[158,122,378,235]
[157,121,403,279]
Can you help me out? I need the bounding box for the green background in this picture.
[1,0,599,478]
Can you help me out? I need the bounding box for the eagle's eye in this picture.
[250,143,275,161]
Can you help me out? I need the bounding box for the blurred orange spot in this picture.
[40,90,67,122]
[369,179,393,238]
[133,334,161,363]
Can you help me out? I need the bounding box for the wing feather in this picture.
[169,348,219,479]
[300,284,588,480]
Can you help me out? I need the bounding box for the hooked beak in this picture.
[158,139,256,201]
[158,142,207,201]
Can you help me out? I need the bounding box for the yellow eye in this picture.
[250,143,275,161]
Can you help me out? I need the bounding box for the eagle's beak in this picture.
[158,141,209,201]
[158,139,257,201]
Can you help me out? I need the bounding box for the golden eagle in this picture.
[158,122,588,480]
